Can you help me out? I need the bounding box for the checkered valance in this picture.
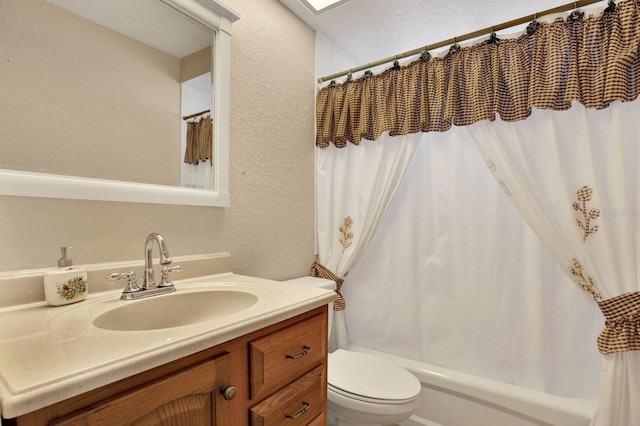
[316,0,640,148]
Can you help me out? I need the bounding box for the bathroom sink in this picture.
[93,289,259,331]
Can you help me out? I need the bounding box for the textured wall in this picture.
[0,0,317,281]
[312,0,574,78]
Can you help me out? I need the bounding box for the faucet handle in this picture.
[106,270,142,294]
[159,265,185,288]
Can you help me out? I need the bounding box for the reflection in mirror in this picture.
[181,64,214,190]
[0,0,238,206]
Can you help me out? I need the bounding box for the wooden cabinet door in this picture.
[50,352,233,426]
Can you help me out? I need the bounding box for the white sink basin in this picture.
[44,282,275,336]
[93,289,259,331]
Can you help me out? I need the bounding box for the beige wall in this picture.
[0,0,181,186]
[0,0,317,281]
[181,47,212,83]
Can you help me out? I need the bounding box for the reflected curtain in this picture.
[469,100,640,425]
[313,132,421,351]
[181,116,213,190]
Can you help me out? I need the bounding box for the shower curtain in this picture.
[315,132,421,351]
[340,125,602,398]
[314,1,640,422]
[470,100,640,425]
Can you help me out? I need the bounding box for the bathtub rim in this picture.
[348,344,598,426]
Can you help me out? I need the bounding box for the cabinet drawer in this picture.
[249,313,327,401]
[250,365,325,426]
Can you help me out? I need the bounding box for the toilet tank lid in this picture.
[285,276,335,290]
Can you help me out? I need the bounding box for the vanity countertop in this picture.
[0,273,335,419]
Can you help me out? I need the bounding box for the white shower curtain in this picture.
[314,3,640,419]
[315,132,421,351]
[343,126,603,398]
[469,100,640,425]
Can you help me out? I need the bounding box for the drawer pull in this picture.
[285,401,310,419]
[286,346,311,359]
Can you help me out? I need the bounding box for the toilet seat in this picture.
[328,383,417,405]
[328,349,421,404]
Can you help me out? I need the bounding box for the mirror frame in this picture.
[0,0,239,207]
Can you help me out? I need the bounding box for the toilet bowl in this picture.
[327,348,421,425]
[286,277,421,426]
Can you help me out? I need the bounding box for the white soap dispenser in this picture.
[43,246,88,306]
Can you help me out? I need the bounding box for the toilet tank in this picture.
[285,276,335,337]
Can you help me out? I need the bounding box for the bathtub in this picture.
[349,345,598,426]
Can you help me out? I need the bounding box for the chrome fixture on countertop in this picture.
[106,233,184,300]
[143,232,172,290]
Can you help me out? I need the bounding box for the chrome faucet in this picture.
[107,232,184,300]
[143,232,172,290]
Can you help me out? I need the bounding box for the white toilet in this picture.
[286,277,421,426]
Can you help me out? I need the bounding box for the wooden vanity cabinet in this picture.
[51,353,233,426]
[9,306,328,426]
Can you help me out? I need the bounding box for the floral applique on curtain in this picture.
[569,186,602,301]
[569,257,602,301]
[573,186,600,242]
[339,217,354,253]
[485,159,512,196]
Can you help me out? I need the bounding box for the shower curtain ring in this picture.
[527,14,540,35]
[449,37,460,54]
[569,2,585,21]
[488,27,500,45]
[605,0,616,13]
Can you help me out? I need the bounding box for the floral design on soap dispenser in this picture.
[57,276,88,300]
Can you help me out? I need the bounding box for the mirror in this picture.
[0,0,239,206]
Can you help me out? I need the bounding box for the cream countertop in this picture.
[0,273,335,419]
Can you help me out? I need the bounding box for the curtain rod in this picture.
[318,0,613,84]
[182,109,211,120]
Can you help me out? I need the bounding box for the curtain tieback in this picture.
[308,261,345,311]
[596,291,640,355]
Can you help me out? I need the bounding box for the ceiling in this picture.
[279,0,604,77]
[49,0,212,58]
